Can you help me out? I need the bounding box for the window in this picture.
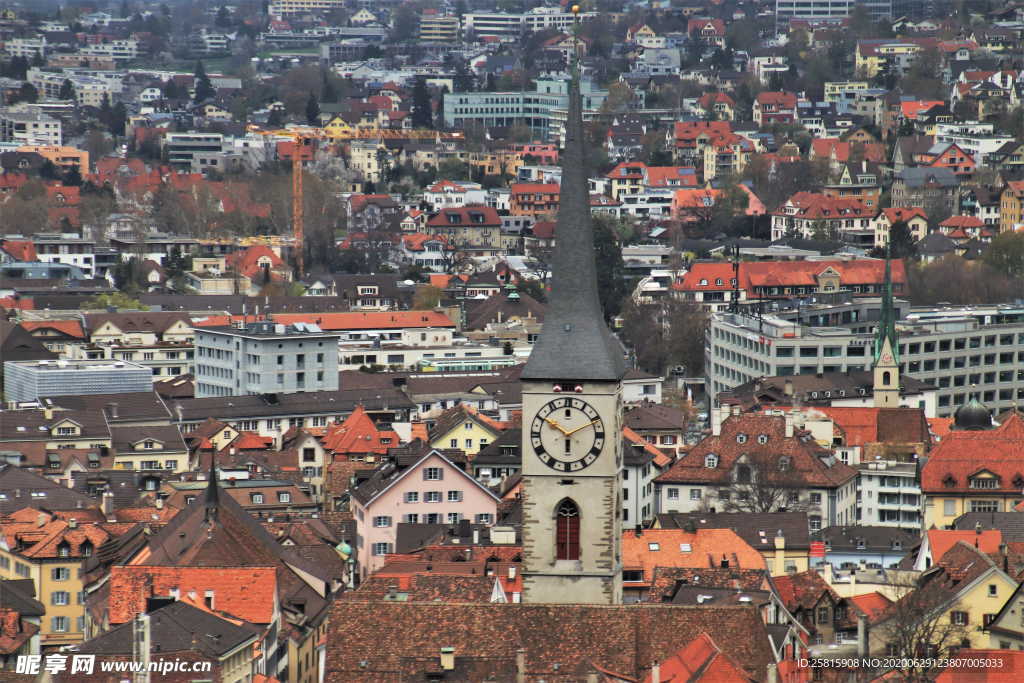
[810,493,822,505]
[251,493,264,505]
[404,514,419,523]
[371,542,392,556]
[736,464,751,483]
[373,516,392,528]
[475,513,493,524]
[704,453,718,468]
[555,499,580,561]
[736,434,747,444]
[447,490,463,502]
[689,489,702,500]
[667,488,679,500]
[817,606,830,624]
[951,611,968,625]
[404,492,419,503]
[424,467,443,481]
[447,512,461,524]
[426,491,442,503]
[51,616,69,633]
[51,567,70,581]
[758,434,769,444]
[944,500,957,516]
[51,591,70,606]
[278,492,291,503]
[989,584,998,597]
[971,500,999,512]
[779,457,791,472]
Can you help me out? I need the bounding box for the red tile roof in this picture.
[225,245,286,280]
[19,319,85,339]
[773,191,873,219]
[623,529,766,585]
[655,413,856,488]
[426,205,501,228]
[921,414,1024,493]
[510,182,559,194]
[940,215,985,229]
[107,566,277,624]
[401,233,451,251]
[674,259,906,292]
[927,529,1002,561]
[880,207,928,223]
[321,405,398,456]
[0,239,35,262]
[646,632,749,682]
[755,91,797,108]
[848,591,892,622]
[623,427,672,468]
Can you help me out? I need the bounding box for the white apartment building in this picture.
[707,302,1024,418]
[933,121,1015,166]
[0,107,62,146]
[27,69,111,108]
[269,0,345,17]
[4,38,46,58]
[79,40,139,62]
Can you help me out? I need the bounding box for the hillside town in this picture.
[1,0,1024,681]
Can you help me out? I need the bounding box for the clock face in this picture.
[529,397,606,472]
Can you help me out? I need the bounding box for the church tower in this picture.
[873,254,900,408]
[519,8,626,605]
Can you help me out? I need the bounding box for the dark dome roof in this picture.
[954,397,992,430]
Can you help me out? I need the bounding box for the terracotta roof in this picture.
[0,239,35,262]
[622,427,672,468]
[773,569,838,611]
[940,215,985,229]
[848,591,892,622]
[880,207,928,223]
[646,632,750,682]
[656,413,856,488]
[921,414,1024,493]
[927,529,1002,561]
[321,405,398,456]
[623,528,766,586]
[755,91,798,108]
[510,182,559,194]
[18,319,85,339]
[426,205,501,228]
[324,602,776,681]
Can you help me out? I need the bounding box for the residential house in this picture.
[769,192,875,245]
[654,411,857,532]
[921,411,1024,529]
[753,92,798,126]
[426,206,503,259]
[428,403,504,457]
[509,183,559,218]
[349,448,501,577]
[1000,181,1024,233]
[873,207,928,248]
[890,167,961,214]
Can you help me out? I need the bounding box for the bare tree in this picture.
[869,573,971,680]
[720,453,814,514]
[620,298,708,377]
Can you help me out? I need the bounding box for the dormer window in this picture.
[969,476,999,489]
[736,434,747,444]
[779,457,791,472]
[758,434,769,444]
[57,542,70,558]
[943,474,957,488]
[705,453,719,468]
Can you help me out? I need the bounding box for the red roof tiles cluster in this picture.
[921,414,1024,493]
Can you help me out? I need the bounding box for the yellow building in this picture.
[17,145,88,172]
[869,542,1016,655]
[1000,181,1024,233]
[427,404,503,457]
[921,412,1024,529]
[0,510,113,650]
[419,14,459,42]
[855,41,922,78]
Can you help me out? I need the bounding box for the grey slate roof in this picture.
[520,68,625,382]
[894,167,959,188]
[0,579,44,616]
[812,525,917,553]
[74,601,258,657]
[657,511,811,550]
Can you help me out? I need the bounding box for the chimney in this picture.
[68,518,77,529]
[101,491,114,517]
[651,662,661,683]
[107,402,119,419]
[508,566,516,580]
[516,649,527,683]
[784,412,794,437]
[767,663,778,683]
[976,521,983,535]
[783,379,793,396]
[857,614,868,657]
[42,407,53,420]
[472,528,480,545]
[155,497,164,510]
[773,531,786,575]
[440,647,455,671]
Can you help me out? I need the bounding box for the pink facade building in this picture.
[351,449,501,578]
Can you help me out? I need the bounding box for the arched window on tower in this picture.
[882,370,891,385]
[555,499,580,561]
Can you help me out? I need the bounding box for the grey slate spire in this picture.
[204,456,219,524]
[521,31,625,382]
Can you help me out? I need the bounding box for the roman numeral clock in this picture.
[530,396,606,472]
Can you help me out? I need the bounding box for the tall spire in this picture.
[521,6,625,382]
[873,249,899,365]
[204,455,220,524]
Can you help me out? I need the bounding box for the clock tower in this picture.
[519,11,626,605]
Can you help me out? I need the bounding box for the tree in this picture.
[411,76,433,129]
[887,220,918,259]
[983,231,1024,279]
[593,215,625,320]
[906,256,1018,305]
[720,453,812,514]
[31,50,43,67]
[193,60,215,103]
[108,102,127,137]
[412,285,443,309]
[215,5,231,28]
[15,82,37,104]
[305,92,320,125]
[267,108,285,127]
[81,291,147,310]
[870,574,971,680]
[620,298,708,377]
[390,3,419,42]
[58,79,76,102]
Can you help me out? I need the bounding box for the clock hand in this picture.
[565,420,600,437]
[543,417,570,435]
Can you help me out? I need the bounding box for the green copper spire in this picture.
[874,250,899,365]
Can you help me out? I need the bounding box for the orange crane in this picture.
[291,137,315,278]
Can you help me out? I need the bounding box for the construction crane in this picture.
[291,136,315,279]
